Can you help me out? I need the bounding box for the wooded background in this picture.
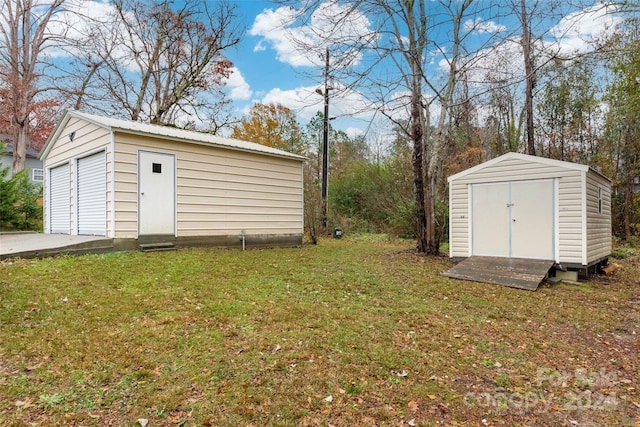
[1,0,638,249]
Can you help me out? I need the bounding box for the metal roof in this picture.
[41,110,306,161]
[447,152,611,183]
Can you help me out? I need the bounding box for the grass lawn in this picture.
[1,236,638,426]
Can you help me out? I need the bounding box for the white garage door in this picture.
[472,179,554,260]
[77,152,107,236]
[49,164,70,234]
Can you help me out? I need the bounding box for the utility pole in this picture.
[320,47,330,230]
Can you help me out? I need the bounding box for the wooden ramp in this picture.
[443,256,555,291]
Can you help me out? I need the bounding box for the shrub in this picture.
[0,161,19,226]
[0,153,43,231]
[329,161,415,238]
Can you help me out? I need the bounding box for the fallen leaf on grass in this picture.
[408,400,419,413]
[15,400,31,408]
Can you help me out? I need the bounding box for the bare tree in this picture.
[70,0,242,129]
[0,0,65,173]
[518,0,537,155]
[366,0,480,254]
[275,0,503,253]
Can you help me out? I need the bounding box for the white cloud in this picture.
[464,18,506,34]
[464,38,524,85]
[45,0,119,56]
[224,67,252,101]
[256,83,375,123]
[45,0,147,72]
[253,40,267,53]
[436,4,622,92]
[249,2,376,68]
[249,6,312,66]
[548,3,621,55]
[462,4,619,88]
[345,127,363,139]
[259,86,327,120]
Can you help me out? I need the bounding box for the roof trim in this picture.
[41,110,306,162]
[447,152,602,183]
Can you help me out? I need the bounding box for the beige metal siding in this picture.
[43,118,112,236]
[113,133,303,239]
[449,182,470,257]
[586,171,612,262]
[449,156,584,264]
[557,174,583,264]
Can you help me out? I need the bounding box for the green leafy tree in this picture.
[231,103,305,154]
[537,58,601,162]
[11,170,42,230]
[602,30,640,242]
[0,143,42,230]
[330,159,414,238]
[0,159,18,227]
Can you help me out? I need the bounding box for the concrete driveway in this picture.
[0,233,114,260]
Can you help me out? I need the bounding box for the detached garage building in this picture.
[448,152,611,269]
[40,110,304,249]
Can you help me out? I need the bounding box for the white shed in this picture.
[40,110,305,249]
[447,152,611,268]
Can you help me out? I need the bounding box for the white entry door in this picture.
[49,163,70,234]
[471,180,554,260]
[77,152,106,236]
[138,151,176,235]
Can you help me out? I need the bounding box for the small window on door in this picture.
[152,163,162,173]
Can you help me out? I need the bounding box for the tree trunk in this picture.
[411,77,428,252]
[424,164,438,254]
[12,124,28,173]
[624,170,632,240]
[520,0,536,156]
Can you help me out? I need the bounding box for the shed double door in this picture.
[471,180,554,260]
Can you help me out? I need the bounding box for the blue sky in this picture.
[219,0,623,142]
[41,0,625,144]
[224,0,376,138]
